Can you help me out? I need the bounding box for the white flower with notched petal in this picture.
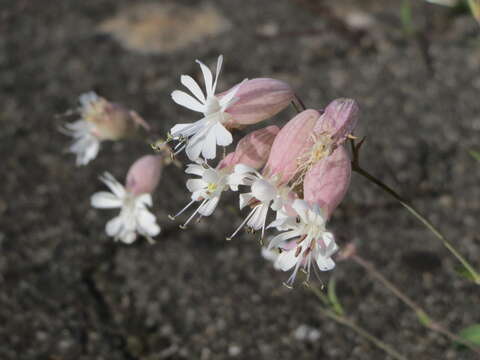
[170,55,245,161]
[61,92,103,166]
[91,173,160,244]
[227,164,290,240]
[169,163,233,228]
[267,199,338,287]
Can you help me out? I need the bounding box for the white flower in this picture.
[169,163,233,228]
[267,199,338,287]
[169,55,245,161]
[61,92,103,166]
[227,164,290,240]
[91,172,160,244]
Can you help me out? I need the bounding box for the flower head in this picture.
[91,172,160,243]
[169,55,244,161]
[268,199,338,287]
[62,92,150,166]
[169,162,234,228]
[227,164,293,240]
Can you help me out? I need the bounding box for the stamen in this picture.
[295,246,302,257]
[179,199,207,229]
[169,199,196,220]
[226,205,258,240]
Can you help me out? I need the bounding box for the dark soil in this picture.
[1,0,480,359]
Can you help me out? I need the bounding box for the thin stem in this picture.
[350,143,480,285]
[308,285,408,360]
[352,254,480,355]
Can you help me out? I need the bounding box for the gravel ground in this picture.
[1,0,480,359]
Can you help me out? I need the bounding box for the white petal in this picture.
[185,124,212,161]
[276,250,299,271]
[99,173,126,198]
[79,91,99,108]
[196,59,214,98]
[247,204,269,230]
[262,247,280,265]
[292,199,310,224]
[234,163,257,175]
[186,179,205,192]
[105,216,123,237]
[239,193,253,210]
[186,163,205,176]
[201,128,218,160]
[137,209,160,236]
[212,55,223,94]
[212,123,232,147]
[268,229,301,250]
[171,90,206,113]
[186,135,206,161]
[91,192,122,208]
[198,196,220,216]
[181,75,206,103]
[219,79,244,108]
[316,256,335,271]
[202,169,220,184]
[136,193,153,207]
[121,231,137,244]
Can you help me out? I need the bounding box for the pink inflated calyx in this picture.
[263,109,320,184]
[313,98,359,147]
[125,155,163,195]
[216,152,236,170]
[231,125,279,169]
[222,78,295,128]
[303,146,351,219]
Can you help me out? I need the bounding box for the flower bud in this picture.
[222,78,295,127]
[303,145,351,218]
[231,125,279,169]
[81,93,150,141]
[125,155,163,195]
[264,109,320,184]
[314,98,359,146]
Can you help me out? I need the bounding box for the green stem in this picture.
[308,285,408,360]
[352,162,480,285]
[352,255,480,355]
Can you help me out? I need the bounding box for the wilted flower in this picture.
[62,92,150,166]
[169,162,234,228]
[91,172,161,244]
[169,55,244,160]
[267,199,338,287]
[222,78,295,128]
[292,98,358,187]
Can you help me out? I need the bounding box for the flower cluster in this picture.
[166,55,358,286]
[61,55,359,286]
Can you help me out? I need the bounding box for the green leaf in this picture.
[455,265,478,282]
[469,150,480,162]
[401,0,415,36]
[458,324,480,347]
[327,278,345,316]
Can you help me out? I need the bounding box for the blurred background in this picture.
[1,0,480,359]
